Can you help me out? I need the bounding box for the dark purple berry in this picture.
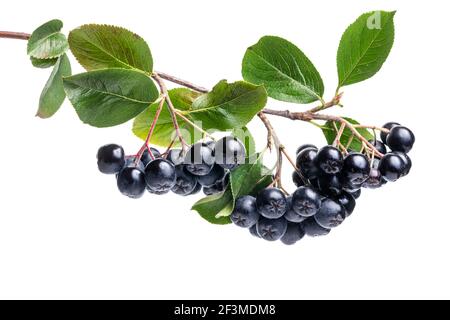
[141,148,161,167]
[291,187,322,217]
[284,196,307,223]
[317,174,343,197]
[334,191,356,217]
[393,152,412,177]
[314,199,346,229]
[350,189,361,199]
[256,188,287,219]
[315,146,344,175]
[342,153,370,185]
[166,149,184,166]
[171,165,198,196]
[292,171,306,188]
[381,122,400,144]
[363,168,386,189]
[215,137,246,170]
[184,143,215,176]
[296,144,317,156]
[386,126,415,153]
[145,159,177,193]
[302,217,330,237]
[249,225,260,238]
[256,217,288,241]
[378,153,406,182]
[230,196,259,228]
[296,148,319,180]
[197,164,226,187]
[117,167,146,199]
[369,140,387,156]
[281,222,305,245]
[97,144,125,174]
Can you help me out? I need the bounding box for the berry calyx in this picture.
[256,188,287,219]
[256,217,288,241]
[386,126,415,153]
[291,186,322,217]
[97,144,125,174]
[215,136,246,170]
[171,165,198,196]
[315,146,344,175]
[230,196,259,228]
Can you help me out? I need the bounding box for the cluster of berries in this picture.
[96,137,247,198]
[230,123,415,245]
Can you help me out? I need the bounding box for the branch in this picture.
[152,74,188,153]
[154,71,209,94]
[0,31,30,40]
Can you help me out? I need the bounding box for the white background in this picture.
[0,0,448,300]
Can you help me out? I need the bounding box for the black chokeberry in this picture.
[123,156,145,171]
[378,153,406,182]
[141,148,161,167]
[386,126,415,153]
[350,189,361,199]
[284,196,307,223]
[292,172,306,188]
[166,149,185,166]
[315,146,344,175]
[230,196,259,228]
[342,153,370,185]
[369,140,387,155]
[393,151,412,177]
[249,225,260,238]
[97,144,125,174]
[171,165,198,196]
[296,144,317,156]
[184,143,215,176]
[314,199,346,229]
[215,136,246,170]
[145,159,177,193]
[363,168,385,189]
[256,188,287,219]
[291,186,322,217]
[203,172,230,196]
[317,174,343,197]
[117,167,146,199]
[280,222,305,245]
[296,147,319,180]
[256,217,288,241]
[334,191,356,217]
[302,217,330,237]
[188,182,202,196]
[197,164,226,187]
[381,122,400,144]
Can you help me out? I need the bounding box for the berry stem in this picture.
[0,31,30,40]
[307,92,343,113]
[152,73,189,154]
[174,111,216,141]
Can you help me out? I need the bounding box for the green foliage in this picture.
[27,19,68,59]
[321,117,374,151]
[37,54,72,118]
[68,24,153,73]
[337,11,396,88]
[30,57,58,69]
[63,69,159,127]
[242,36,324,104]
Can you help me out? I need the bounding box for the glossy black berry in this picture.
[302,217,331,237]
[292,172,306,188]
[334,191,356,217]
[171,165,198,196]
[291,187,322,217]
[296,144,317,156]
[342,153,370,185]
[369,140,387,155]
[256,217,288,241]
[386,126,415,153]
[117,167,146,199]
[97,144,125,174]
[123,156,145,171]
[249,225,260,238]
[197,164,226,187]
[378,153,406,182]
[363,168,385,189]
[393,152,412,177]
[230,196,259,228]
[315,146,344,175]
[215,137,246,170]
[188,182,202,196]
[317,174,343,197]
[203,172,229,196]
[166,149,184,166]
[141,148,161,167]
[256,188,287,219]
[145,159,177,193]
[184,143,215,176]
[381,122,400,144]
[350,189,361,199]
[314,199,346,229]
[284,196,307,223]
[281,222,305,245]
[296,148,319,180]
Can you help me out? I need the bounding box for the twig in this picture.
[152,74,188,153]
[333,122,346,147]
[154,71,209,94]
[307,92,343,113]
[0,31,30,40]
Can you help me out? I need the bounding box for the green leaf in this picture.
[192,153,272,224]
[30,56,58,69]
[321,117,374,152]
[27,19,68,59]
[68,24,153,73]
[63,69,159,127]
[37,54,72,119]
[191,190,233,225]
[337,11,396,88]
[242,36,324,104]
[231,127,255,157]
[132,88,202,147]
[188,80,267,130]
